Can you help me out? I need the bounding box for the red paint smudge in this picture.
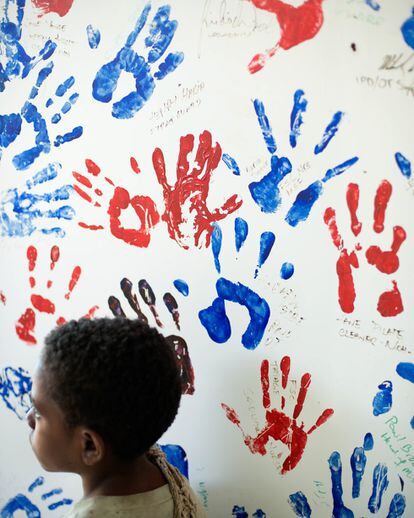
[324,208,342,249]
[50,245,60,270]
[27,246,37,272]
[95,188,103,196]
[280,355,290,389]
[16,308,36,344]
[373,180,392,233]
[152,131,242,249]
[83,305,99,319]
[293,372,311,420]
[73,172,93,188]
[65,266,81,300]
[346,183,361,236]
[281,395,285,409]
[85,159,101,176]
[221,403,241,427]
[130,157,141,174]
[105,177,115,186]
[366,226,406,274]
[261,359,271,409]
[108,187,160,247]
[47,280,52,288]
[377,281,403,317]
[29,277,35,288]
[308,408,335,434]
[31,0,74,17]
[31,294,55,314]
[74,184,93,204]
[78,222,104,230]
[249,0,325,73]
[0,291,6,305]
[56,316,66,326]
[337,250,359,313]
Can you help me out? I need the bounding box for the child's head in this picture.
[27,317,182,472]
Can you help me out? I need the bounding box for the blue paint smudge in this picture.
[387,494,406,518]
[28,477,44,493]
[249,155,292,213]
[395,152,412,179]
[314,112,344,154]
[199,277,270,350]
[235,217,248,252]
[47,499,73,510]
[396,362,414,383]
[328,451,354,518]
[0,493,41,517]
[160,444,188,478]
[350,447,367,498]
[222,153,240,175]
[0,366,32,419]
[288,491,312,517]
[211,223,222,274]
[0,171,74,238]
[92,3,184,119]
[54,126,83,147]
[285,157,359,227]
[232,506,248,518]
[364,0,381,11]
[411,416,414,430]
[401,8,414,50]
[173,279,189,296]
[42,489,62,500]
[368,463,389,513]
[86,24,101,49]
[255,231,275,278]
[290,89,308,148]
[0,0,57,92]
[252,511,266,518]
[372,380,393,416]
[29,62,54,100]
[0,113,22,148]
[363,433,374,451]
[55,76,75,97]
[253,99,277,154]
[280,262,294,279]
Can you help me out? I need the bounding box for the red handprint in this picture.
[73,158,160,247]
[324,180,406,317]
[249,0,325,73]
[16,245,98,344]
[152,130,243,249]
[222,356,334,474]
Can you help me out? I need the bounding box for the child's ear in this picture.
[80,429,105,466]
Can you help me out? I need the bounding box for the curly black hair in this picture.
[41,318,182,460]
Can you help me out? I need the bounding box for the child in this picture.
[27,317,207,517]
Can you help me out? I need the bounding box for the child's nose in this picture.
[26,407,36,430]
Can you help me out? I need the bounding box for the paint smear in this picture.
[15,308,36,344]
[211,223,222,274]
[372,381,393,416]
[253,99,277,154]
[86,24,101,49]
[280,262,294,280]
[173,279,189,296]
[108,296,126,317]
[350,446,367,498]
[50,245,60,270]
[160,444,188,478]
[388,494,407,518]
[64,266,81,300]
[222,153,240,175]
[199,277,270,350]
[328,451,354,517]
[248,0,325,73]
[0,291,6,305]
[365,226,406,274]
[395,152,412,179]
[130,157,141,174]
[346,183,361,236]
[139,279,163,327]
[401,8,414,50]
[163,292,180,330]
[377,281,403,317]
[165,335,195,395]
[235,218,249,252]
[288,491,312,518]
[373,180,392,233]
[255,231,275,278]
[396,362,414,383]
[108,187,160,248]
[289,89,308,148]
[368,463,389,513]
[260,359,271,409]
[364,0,381,11]
[314,112,344,155]
[31,0,74,16]
[120,277,147,323]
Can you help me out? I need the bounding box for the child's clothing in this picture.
[65,446,207,517]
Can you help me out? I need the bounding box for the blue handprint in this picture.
[0,0,57,92]
[0,162,75,237]
[250,91,359,226]
[232,506,266,517]
[0,476,73,517]
[92,2,184,119]
[0,366,31,419]
[289,434,407,518]
[0,63,82,170]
